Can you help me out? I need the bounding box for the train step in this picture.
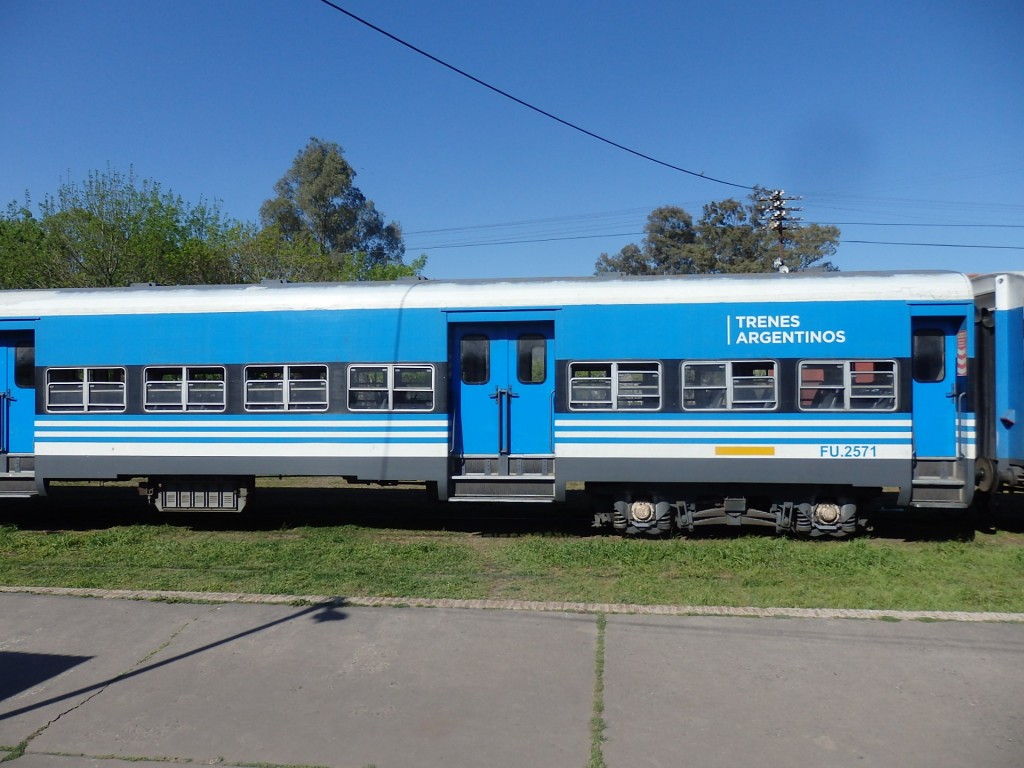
[449,475,556,502]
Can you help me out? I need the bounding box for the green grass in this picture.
[2,522,1022,612]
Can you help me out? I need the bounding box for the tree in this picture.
[0,203,51,289]
[258,137,419,280]
[595,206,698,275]
[595,192,840,275]
[36,168,236,287]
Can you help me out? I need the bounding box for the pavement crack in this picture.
[588,613,607,768]
[1,609,213,762]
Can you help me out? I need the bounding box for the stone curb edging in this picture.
[3,585,1023,623]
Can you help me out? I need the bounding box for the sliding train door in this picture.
[448,319,556,501]
[0,328,37,494]
[909,313,972,507]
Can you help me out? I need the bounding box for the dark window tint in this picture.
[461,335,489,384]
[14,343,34,389]
[517,334,546,384]
[912,329,945,382]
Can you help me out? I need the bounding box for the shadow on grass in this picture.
[2,482,1022,543]
[0,484,599,538]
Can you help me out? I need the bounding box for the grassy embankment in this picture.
[2,519,1022,612]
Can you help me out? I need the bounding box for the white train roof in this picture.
[0,271,973,317]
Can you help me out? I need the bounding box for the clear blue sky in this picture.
[2,0,1022,279]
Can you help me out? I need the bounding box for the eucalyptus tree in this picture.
[258,138,418,280]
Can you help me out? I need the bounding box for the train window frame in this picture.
[682,360,778,411]
[348,364,435,411]
[243,364,329,411]
[144,366,227,412]
[798,360,898,411]
[45,367,127,412]
[568,361,661,411]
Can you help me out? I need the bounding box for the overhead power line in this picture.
[316,0,753,190]
[409,232,1024,252]
[842,240,1024,250]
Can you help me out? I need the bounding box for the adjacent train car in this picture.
[0,270,976,536]
[972,272,1024,494]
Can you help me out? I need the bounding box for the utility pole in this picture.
[759,189,802,272]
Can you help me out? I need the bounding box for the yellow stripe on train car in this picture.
[714,446,776,456]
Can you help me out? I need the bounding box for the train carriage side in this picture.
[16,282,453,510]
[553,271,975,536]
[0,272,977,536]
[972,272,1024,493]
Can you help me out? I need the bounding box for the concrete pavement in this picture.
[1,591,1022,768]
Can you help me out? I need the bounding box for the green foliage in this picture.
[0,203,49,288]
[595,206,696,275]
[1,521,1022,612]
[259,137,420,281]
[0,139,425,289]
[36,168,237,287]
[596,189,840,275]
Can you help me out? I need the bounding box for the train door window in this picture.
[569,361,660,411]
[517,334,546,384]
[912,329,945,382]
[244,365,328,411]
[14,342,34,389]
[461,335,489,384]
[144,366,226,411]
[46,367,125,412]
[349,364,435,411]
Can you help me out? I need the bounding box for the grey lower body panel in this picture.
[36,455,448,486]
[558,457,909,498]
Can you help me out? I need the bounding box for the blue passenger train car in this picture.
[0,270,976,536]
[972,272,1024,494]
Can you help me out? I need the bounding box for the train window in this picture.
[14,343,34,389]
[46,367,126,412]
[569,361,660,410]
[145,367,226,411]
[517,334,546,384]
[569,363,612,409]
[244,365,328,411]
[732,362,777,409]
[393,366,434,410]
[850,361,897,409]
[348,366,389,409]
[617,363,660,409]
[683,361,777,410]
[461,335,489,384]
[349,364,434,411]
[799,361,896,411]
[912,329,945,382]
